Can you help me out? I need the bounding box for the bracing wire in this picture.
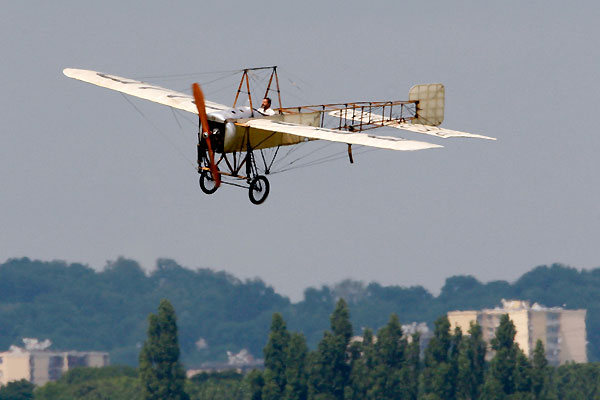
[120,94,196,169]
[135,69,243,80]
[272,146,378,174]
[137,70,241,96]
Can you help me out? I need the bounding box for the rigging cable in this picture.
[120,93,196,170]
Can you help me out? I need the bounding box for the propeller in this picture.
[192,83,221,188]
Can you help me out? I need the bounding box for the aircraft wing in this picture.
[63,68,229,114]
[328,109,496,140]
[388,122,496,140]
[237,119,442,151]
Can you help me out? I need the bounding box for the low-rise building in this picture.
[447,299,587,365]
[0,339,109,386]
[350,322,433,358]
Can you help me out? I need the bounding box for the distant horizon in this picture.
[3,255,594,303]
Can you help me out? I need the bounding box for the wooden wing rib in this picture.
[237,119,442,151]
[63,68,229,114]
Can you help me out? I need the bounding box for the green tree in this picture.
[420,316,454,400]
[456,322,486,400]
[481,314,524,400]
[139,299,189,400]
[368,314,412,400]
[262,313,291,399]
[283,333,308,400]
[262,370,282,400]
[480,376,505,400]
[554,362,600,399]
[308,299,352,400]
[0,379,34,400]
[245,369,264,400]
[34,366,141,400]
[531,340,550,399]
[330,298,352,343]
[449,326,463,399]
[185,370,246,400]
[346,328,375,400]
[404,332,421,400]
[513,350,532,396]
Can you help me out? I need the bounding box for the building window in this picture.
[547,325,559,333]
[547,336,559,345]
[547,312,559,321]
[49,356,64,369]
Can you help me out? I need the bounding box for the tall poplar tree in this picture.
[284,333,309,400]
[139,299,188,400]
[420,316,454,400]
[370,314,410,400]
[484,314,517,397]
[263,313,291,400]
[404,332,421,400]
[308,298,352,400]
[531,340,550,400]
[347,328,375,400]
[456,322,486,400]
[480,314,535,400]
[246,369,265,400]
[263,313,290,400]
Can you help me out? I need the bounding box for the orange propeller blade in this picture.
[192,83,220,187]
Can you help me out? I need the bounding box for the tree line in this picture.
[1,257,600,366]
[249,300,599,400]
[4,298,600,399]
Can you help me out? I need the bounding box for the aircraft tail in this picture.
[409,83,445,126]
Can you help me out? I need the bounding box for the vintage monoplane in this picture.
[63,66,495,204]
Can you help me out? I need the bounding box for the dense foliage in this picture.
[28,305,600,400]
[0,379,34,400]
[33,366,139,400]
[1,258,599,366]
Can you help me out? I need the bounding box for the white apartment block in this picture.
[0,339,109,386]
[447,299,587,366]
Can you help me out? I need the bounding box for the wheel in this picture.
[248,175,270,205]
[199,168,219,194]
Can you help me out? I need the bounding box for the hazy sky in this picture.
[2,1,599,301]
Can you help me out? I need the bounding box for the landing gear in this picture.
[199,168,219,194]
[197,128,274,204]
[248,175,270,205]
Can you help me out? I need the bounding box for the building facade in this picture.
[0,342,109,386]
[447,299,587,365]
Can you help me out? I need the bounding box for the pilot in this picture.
[258,97,276,116]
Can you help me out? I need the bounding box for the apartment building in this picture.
[447,299,586,365]
[0,339,109,386]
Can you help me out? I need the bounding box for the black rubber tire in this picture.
[248,175,270,205]
[199,169,219,194]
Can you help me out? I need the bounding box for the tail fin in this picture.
[409,83,445,126]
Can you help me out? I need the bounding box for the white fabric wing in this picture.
[390,122,496,140]
[63,68,229,114]
[328,109,496,140]
[237,119,442,151]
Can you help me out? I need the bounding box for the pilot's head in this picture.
[261,97,272,110]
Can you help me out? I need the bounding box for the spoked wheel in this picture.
[248,175,270,205]
[199,168,220,195]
